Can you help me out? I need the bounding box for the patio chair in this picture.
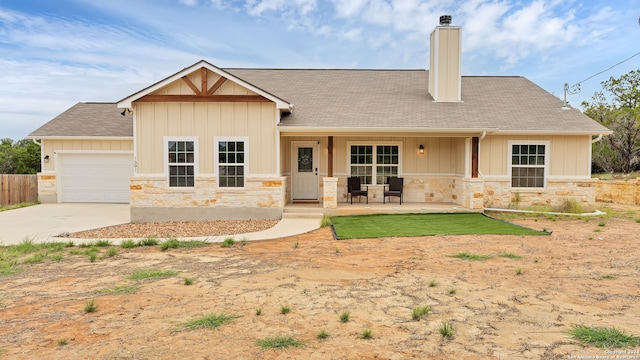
[383,177,404,204]
[347,177,369,204]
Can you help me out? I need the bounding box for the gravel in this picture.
[65,219,279,239]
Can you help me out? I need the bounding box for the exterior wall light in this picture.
[44,155,50,163]
[419,144,424,154]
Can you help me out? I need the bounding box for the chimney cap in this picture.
[439,15,452,26]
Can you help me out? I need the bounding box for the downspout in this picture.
[477,131,486,178]
[591,134,603,143]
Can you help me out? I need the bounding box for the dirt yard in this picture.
[1,206,639,359]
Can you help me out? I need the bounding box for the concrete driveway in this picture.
[0,203,130,245]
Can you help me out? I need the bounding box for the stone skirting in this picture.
[334,175,482,208]
[130,175,286,222]
[483,178,597,208]
[36,173,57,203]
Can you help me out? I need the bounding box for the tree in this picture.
[582,70,640,173]
[0,138,41,174]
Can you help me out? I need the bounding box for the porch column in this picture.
[323,177,338,208]
[464,137,472,178]
[328,136,334,177]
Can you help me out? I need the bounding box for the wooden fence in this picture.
[0,174,38,206]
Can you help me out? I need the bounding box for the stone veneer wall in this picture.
[37,173,57,203]
[335,175,482,208]
[130,175,286,222]
[483,178,597,208]
[595,178,640,205]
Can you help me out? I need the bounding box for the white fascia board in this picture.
[117,60,292,111]
[492,130,613,136]
[25,136,133,140]
[278,126,498,135]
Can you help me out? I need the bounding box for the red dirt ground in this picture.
[1,205,639,359]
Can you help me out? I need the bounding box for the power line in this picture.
[573,50,640,86]
[563,49,640,108]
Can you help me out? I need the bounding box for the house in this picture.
[28,17,611,222]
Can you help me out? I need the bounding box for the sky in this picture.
[1,0,639,140]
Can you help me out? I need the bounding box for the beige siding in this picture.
[480,135,591,178]
[135,102,277,175]
[281,136,465,176]
[41,139,132,172]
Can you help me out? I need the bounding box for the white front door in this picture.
[292,142,319,200]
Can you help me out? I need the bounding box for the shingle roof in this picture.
[225,69,611,134]
[28,102,133,138]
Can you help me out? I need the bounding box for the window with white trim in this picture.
[168,140,195,187]
[216,138,246,187]
[510,143,547,188]
[349,144,399,185]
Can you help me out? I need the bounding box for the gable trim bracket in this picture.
[116,60,293,112]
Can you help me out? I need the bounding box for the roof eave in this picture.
[26,135,133,140]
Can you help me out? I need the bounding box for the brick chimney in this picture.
[429,15,462,102]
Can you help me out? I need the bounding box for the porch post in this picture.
[464,137,472,178]
[323,177,338,208]
[328,136,334,177]
[472,137,479,178]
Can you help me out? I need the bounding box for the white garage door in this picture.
[59,153,133,203]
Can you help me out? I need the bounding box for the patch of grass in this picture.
[177,240,208,249]
[128,269,177,281]
[635,218,640,223]
[0,202,38,212]
[105,248,118,258]
[120,239,138,248]
[331,213,546,239]
[320,215,332,227]
[439,321,455,338]
[0,262,19,276]
[339,311,350,323]
[360,328,373,339]
[280,305,291,314]
[57,339,68,346]
[95,240,112,247]
[184,277,194,285]
[515,267,523,275]
[554,198,583,214]
[598,221,606,227]
[334,247,340,254]
[569,324,640,348]
[602,274,617,280]
[593,228,602,233]
[161,238,180,251]
[411,305,431,321]
[220,238,235,248]
[89,252,97,262]
[255,308,262,316]
[183,313,240,330]
[84,299,98,313]
[22,252,46,264]
[316,329,330,339]
[292,240,299,249]
[497,252,522,259]
[450,252,493,261]
[52,254,64,261]
[94,285,139,295]
[428,280,437,287]
[448,288,457,295]
[138,237,159,246]
[258,335,304,349]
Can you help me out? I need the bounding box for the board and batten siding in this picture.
[479,135,592,178]
[40,139,133,172]
[135,101,278,175]
[280,136,466,176]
